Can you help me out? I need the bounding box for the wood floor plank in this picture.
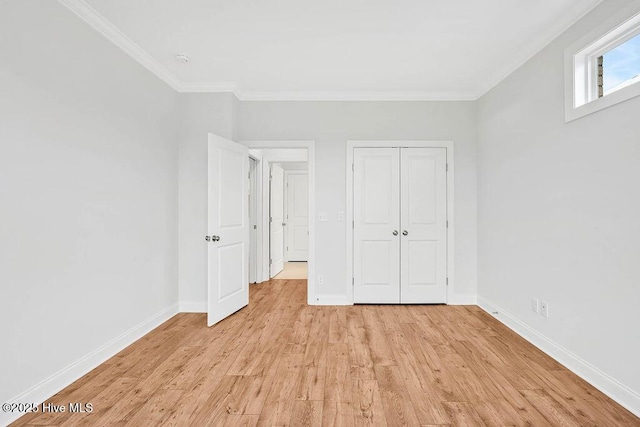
[10,279,640,427]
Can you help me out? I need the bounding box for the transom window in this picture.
[565,1,640,122]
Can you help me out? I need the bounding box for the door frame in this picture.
[346,140,455,305]
[241,140,316,305]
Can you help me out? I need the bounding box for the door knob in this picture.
[205,235,211,242]
[212,235,220,242]
[402,230,408,236]
[392,230,398,236]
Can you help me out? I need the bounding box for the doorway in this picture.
[243,141,317,305]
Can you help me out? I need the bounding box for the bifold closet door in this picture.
[353,148,400,303]
[400,148,447,303]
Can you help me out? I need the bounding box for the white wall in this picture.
[0,0,180,409]
[178,93,236,309]
[238,101,478,301]
[477,0,640,413]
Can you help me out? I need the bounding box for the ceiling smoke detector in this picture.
[175,54,189,63]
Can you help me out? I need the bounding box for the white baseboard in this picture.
[448,294,478,305]
[478,296,640,418]
[179,300,207,313]
[310,294,350,305]
[1,303,179,427]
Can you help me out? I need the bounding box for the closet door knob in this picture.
[392,230,398,236]
[402,230,408,236]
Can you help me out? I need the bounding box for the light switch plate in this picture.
[318,212,328,222]
[337,211,345,221]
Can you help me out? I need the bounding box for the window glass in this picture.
[602,33,640,95]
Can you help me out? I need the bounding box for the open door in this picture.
[207,134,249,327]
[269,165,285,277]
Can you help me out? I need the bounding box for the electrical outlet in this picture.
[317,275,324,286]
[531,298,539,313]
[540,301,549,318]
[337,211,345,222]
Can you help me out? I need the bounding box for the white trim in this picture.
[564,0,640,122]
[241,141,316,305]
[179,300,207,313]
[1,303,179,426]
[237,91,477,101]
[178,82,240,94]
[313,294,350,306]
[345,140,455,306]
[478,297,640,418]
[448,294,477,305]
[56,0,183,91]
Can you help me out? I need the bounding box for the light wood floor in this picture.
[13,280,639,426]
[274,262,308,280]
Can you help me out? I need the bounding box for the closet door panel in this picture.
[400,148,447,303]
[353,148,400,303]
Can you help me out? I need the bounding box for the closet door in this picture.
[400,148,447,303]
[353,148,400,303]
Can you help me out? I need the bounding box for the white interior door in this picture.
[353,148,400,303]
[207,134,249,327]
[285,172,308,261]
[269,165,284,277]
[400,148,447,303]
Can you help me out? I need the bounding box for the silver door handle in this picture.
[205,235,211,242]
[402,230,408,236]
[392,230,398,236]
[282,222,287,227]
[212,235,220,242]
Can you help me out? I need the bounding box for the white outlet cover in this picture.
[317,275,324,285]
[541,301,549,318]
[318,212,328,222]
[337,211,345,222]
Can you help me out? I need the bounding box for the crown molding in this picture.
[475,0,605,99]
[57,0,183,91]
[236,91,479,101]
[177,81,239,94]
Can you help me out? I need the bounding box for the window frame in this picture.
[565,0,640,122]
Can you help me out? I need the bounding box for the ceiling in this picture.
[60,0,603,100]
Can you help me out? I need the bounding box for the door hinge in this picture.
[352,277,354,285]
[446,277,449,286]
[446,163,449,172]
[269,259,272,265]
[352,163,354,172]
[253,225,257,229]
[352,220,354,229]
[270,216,273,223]
[269,173,272,181]
[446,220,449,228]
